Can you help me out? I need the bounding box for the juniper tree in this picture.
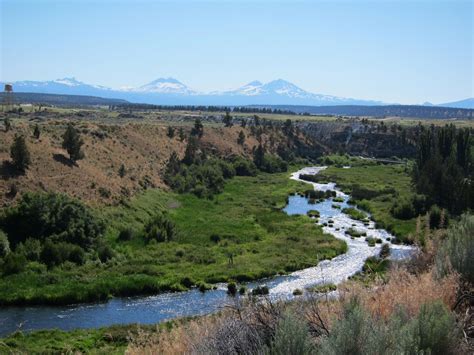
[33,124,40,139]
[167,126,175,138]
[237,130,245,145]
[223,111,233,127]
[191,118,204,138]
[4,117,11,132]
[10,135,31,172]
[62,124,84,162]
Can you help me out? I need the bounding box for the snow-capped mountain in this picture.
[131,78,196,95]
[4,76,470,108]
[217,79,382,105]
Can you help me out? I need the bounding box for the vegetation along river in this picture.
[0,167,415,337]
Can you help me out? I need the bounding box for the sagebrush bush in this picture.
[270,311,314,355]
[436,213,474,283]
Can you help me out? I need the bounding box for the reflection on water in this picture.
[0,167,415,337]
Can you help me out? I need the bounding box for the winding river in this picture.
[0,167,415,337]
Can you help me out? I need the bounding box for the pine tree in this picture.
[118,164,126,178]
[10,135,31,172]
[4,117,11,132]
[33,124,40,139]
[253,144,265,168]
[191,118,204,138]
[183,136,199,165]
[223,111,233,127]
[62,124,84,162]
[178,127,186,142]
[167,126,175,138]
[237,130,245,145]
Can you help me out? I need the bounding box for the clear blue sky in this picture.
[1,0,472,104]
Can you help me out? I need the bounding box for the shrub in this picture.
[391,199,415,219]
[118,228,134,241]
[436,214,474,283]
[144,213,175,243]
[1,192,104,249]
[10,135,31,172]
[270,311,313,355]
[15,238,41,261]
[62,124,84,162]
[0,231,10,258]
[1,252,26,275]
[40,240,86,267]
[409,301,457,354]
[210,234,221,243]
[379,243,390,259]
[251,285,269,295]
[429,205,448,229]
[319,297,382,354]
[97,244,114,263]
[239,286,247,295]
[292,289,303,296]
[227,282,237,296]
[342,207,367,221]
[233,157,257,176]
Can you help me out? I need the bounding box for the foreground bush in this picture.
[436,213,474,283]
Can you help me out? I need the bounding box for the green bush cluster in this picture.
[436,213,474,283]
[1,192,104,249]
[0,192,105,274]
[144,212,175,243]
[319,298,458,354]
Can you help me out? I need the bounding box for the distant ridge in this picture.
[0,92,128,106]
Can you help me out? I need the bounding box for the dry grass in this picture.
[0,117,293,207]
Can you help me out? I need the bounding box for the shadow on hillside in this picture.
[0,160,23,179]
[53,153,75,167]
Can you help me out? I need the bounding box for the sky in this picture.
[0,0,472,104]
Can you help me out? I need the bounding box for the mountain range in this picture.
[1,77,472,108]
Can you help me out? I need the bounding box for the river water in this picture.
[0,166,415,337]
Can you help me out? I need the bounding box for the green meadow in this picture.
[0,170,346,306]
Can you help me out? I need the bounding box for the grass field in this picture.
[0,170,346,306]
[318,158,417,241]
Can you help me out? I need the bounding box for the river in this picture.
[0,166,415,337]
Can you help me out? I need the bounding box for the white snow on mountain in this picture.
[132,78,196,95]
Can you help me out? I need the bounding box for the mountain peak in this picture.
[136,77,194,94]
[52,77,83,86]
[147,77,183,85]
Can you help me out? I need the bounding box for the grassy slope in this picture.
[319,161,417,241]
[0,170,346,306]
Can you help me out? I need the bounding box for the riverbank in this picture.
[317,160,418,242]
[0,169,346,307]
[0,165,418,340]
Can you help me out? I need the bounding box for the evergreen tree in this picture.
[167,126,175,138]
[118,164,126,178]
[183,136,199,165]
[62,124,84,162]
[191,118,204,138]
[178,127,186,142]
[4,117,11,132]
[223,111,233,127]
[33,124,41,139]
[10,135,31,172]
[237,130,246,145]
[253,144,265,168]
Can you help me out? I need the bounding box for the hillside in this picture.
[0,113,311,207]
